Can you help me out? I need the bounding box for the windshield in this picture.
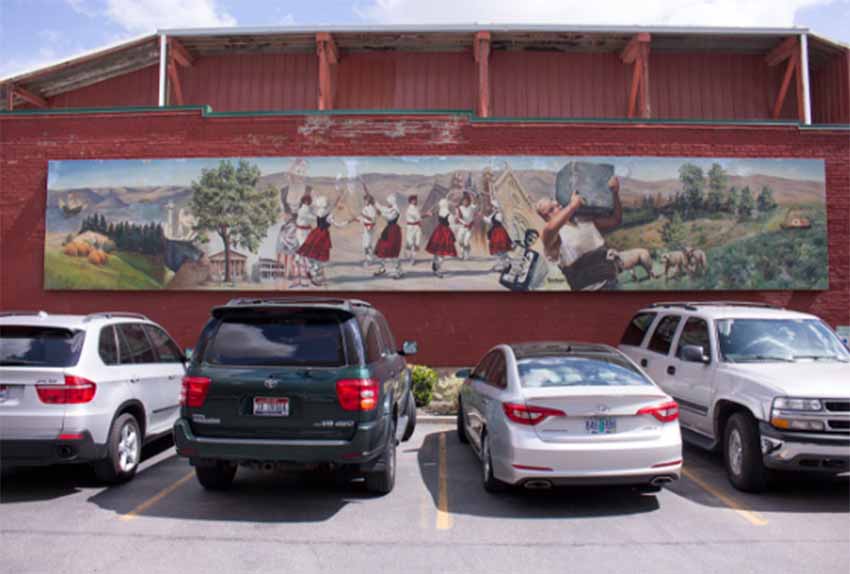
[205,312,347,367]
[517,354,651,387]
[716,318,850,363]
[0,326,85,367]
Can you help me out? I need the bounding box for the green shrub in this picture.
[410,365,438,407]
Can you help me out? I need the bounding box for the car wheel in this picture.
[724,412,768,493]
[195,460,237,490]
[457,399,469,444]
[94,413,141,484]
[366,423,397,495]
[481,433,505,493]
[401,390,417,442]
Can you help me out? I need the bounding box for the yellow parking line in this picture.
[119,470,195,522]
[682,468,768,526]
[435,432,453,530]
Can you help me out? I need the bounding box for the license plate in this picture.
[585,416,616,434]
[253,397,289,416]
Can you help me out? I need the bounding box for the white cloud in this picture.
[65,0,99,17]
[357,0,834,27]
[104,0,237,33]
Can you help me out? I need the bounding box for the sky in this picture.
[47,157,825,190]
[1,0,849,80]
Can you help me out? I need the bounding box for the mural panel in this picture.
[44,156,828,291]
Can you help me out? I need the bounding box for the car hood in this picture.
[723,361,850,397]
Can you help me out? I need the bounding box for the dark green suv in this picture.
[174,298,418,494]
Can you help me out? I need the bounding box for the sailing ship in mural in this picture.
[43,155,828,291]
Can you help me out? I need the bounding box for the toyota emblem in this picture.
[264,378,279,390]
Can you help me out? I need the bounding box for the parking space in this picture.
[1,425,848,574]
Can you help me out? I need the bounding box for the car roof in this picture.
[0,312,152,329]
[640,302,817,321]
[212,297,373,316]
[509,341,619,359]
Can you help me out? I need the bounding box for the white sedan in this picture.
[457,342,682,492]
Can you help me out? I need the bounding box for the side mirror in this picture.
[681,344,709,364]
[399,340,418,356]
[184,348,194,362]
[455,368,471,379]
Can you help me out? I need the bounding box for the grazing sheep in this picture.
[661,250,689,279]
[685,247,708,276]
[606,248,657,282]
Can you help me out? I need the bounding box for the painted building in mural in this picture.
[1,25,848,364]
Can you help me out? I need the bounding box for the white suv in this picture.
[0,311,186,482]
[618,302,850,492]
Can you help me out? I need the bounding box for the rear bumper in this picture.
[0,432,106,466]
[759,423,850,474]
[173,417,391,465]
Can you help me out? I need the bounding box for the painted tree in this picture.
[678,163,705,219]
[661,213,687,250]
[190,160,280,283]
[725,186,739,214]
[757,185,778,213]
[738,186,754,220]
[706,163,726,213]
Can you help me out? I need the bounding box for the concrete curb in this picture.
[417,414,455,424]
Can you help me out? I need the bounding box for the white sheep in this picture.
[606,248,657,282]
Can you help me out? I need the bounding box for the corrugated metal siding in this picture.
[333,52,475,110]
[48,65,158,108]
[811,52,850,124]
[491,52,630,118]
[178,53,318,111]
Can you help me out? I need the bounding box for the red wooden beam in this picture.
[772,55,797,119]
[167,60,184,105]
[638,42,651,119]
[10,83,48,108]
[4,84,13,111]
[620,32,651,64]
[623,34,651,119]
[766,36,798,67]
[474,31,491,117]
[168,38,195,67]
[627,57,642,118]
[316,32,338,111]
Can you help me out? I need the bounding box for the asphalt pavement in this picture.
[1,426,848,574]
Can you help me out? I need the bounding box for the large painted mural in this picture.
[44,156,828,291]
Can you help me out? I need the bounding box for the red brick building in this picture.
[1,26,848,365]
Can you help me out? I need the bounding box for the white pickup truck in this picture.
[618,302,850,492]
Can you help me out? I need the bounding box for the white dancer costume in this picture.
[404,203,422,264]
[455,201,478,260]
[359,203,378,266]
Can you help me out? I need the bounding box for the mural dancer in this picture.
[356,194,378,268]
[484,198,513,272]
[404,195,422,265]
[425,198,457,279]
[296,196,347,287]
[374,194,404,279]
[455,192,478,261]
[291,188,314,288]
[275,186,300,285]
[535,176,623,291]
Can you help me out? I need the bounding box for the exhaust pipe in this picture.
[262,462,274,472]
[524,479,553,490]
[650,476,674,487]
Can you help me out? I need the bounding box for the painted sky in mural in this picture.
[44,156,828,292]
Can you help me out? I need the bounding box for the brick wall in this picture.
[1,110,848,366]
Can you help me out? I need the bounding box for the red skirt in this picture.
[375,223,402,258]
[297,227,332,262]
[426,224,457,257]
[488,225,512,255]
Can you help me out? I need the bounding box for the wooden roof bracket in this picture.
[621,33,651,119]
[766,36,804,121]
[474,31,492,118]
[3,82,49,110]
[166,38,194,106]
[316,32,339,111]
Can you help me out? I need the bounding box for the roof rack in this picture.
[224,297,373,310]
[0,310,49,318]
[649,301,780,311]
[83,312,150,322]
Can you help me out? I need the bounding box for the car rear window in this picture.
[620,312,656,346]
[0,326,85,367]
[204,312,347,367]
[517,355,651,388]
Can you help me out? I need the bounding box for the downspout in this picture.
[158,32,167,107]
[800,33,812,125]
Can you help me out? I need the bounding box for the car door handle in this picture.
[129,377,141,384]
[640,359,648,367]
[168,375,179,380]
[666,366,676,376]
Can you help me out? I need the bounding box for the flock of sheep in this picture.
[605,247,707,282]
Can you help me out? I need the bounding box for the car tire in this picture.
[724,412,768,493]
[481,433,506,493]
[457,399,469,444]
[401,390,417,442]
[93,413,141,484]
[366,423,397,495]
[195,460,237,490]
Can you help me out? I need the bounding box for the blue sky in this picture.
[1,0,849,79]
[47,157,825,190]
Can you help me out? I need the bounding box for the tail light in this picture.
[637,401,679,423]
[336,379,379,411]
[36,375,96,404]
[503,402,565,426]
[180,376,211,408]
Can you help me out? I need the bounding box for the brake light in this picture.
[36,375,96,404]
[502,402,565,426]
[336,379,379,411]
[180,376,211,408]
[58,433,84,440]
[637,401,679,423]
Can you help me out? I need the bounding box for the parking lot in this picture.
[1,423,848,574]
